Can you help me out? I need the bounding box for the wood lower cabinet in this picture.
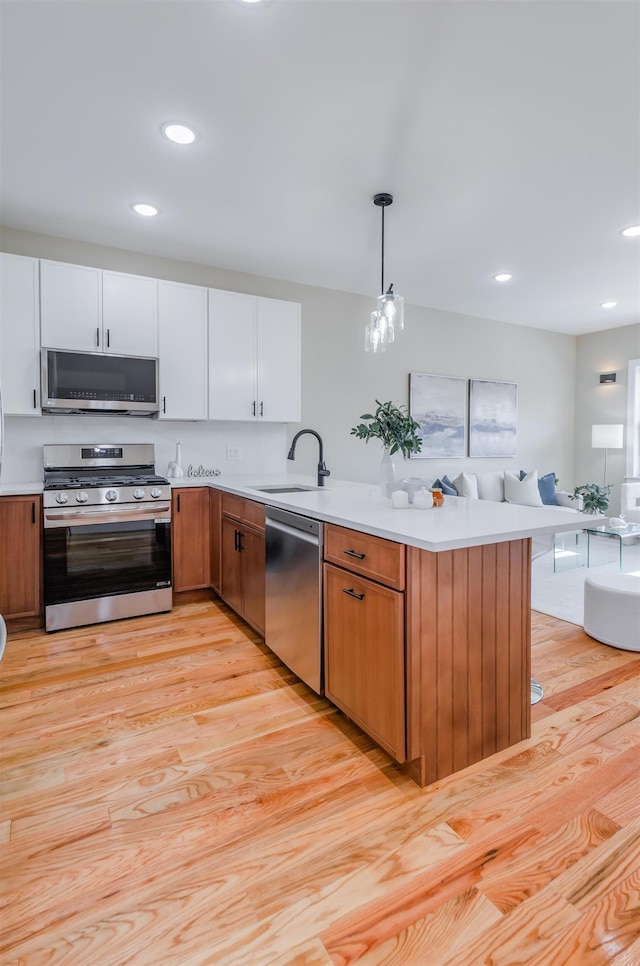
[324,563,405,762]
[220,495,265,635]
[172,488,211,592]
[0,495,42,620]
[209,487,222,595]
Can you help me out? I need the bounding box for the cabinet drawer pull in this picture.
[343,588,365,600]
[344,549,366,559]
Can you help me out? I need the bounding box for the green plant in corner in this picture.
[350,399,422,459]
[570,482,612,514]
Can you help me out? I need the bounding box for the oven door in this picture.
[43,502,172,630]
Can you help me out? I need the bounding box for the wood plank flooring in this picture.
[1,594,639,965]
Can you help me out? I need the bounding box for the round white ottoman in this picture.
[583,572,640,652]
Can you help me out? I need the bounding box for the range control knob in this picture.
[105,489,118,503]
[150,487,163,499]
[55,491,69,505]
[76,491,89,504]
[133,488,145,500]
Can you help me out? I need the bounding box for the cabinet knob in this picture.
[343,588,365,600]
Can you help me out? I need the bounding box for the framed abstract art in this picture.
[469,379,517,457]
[408,373,467,458]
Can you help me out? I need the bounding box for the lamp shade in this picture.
[592,424,624,448]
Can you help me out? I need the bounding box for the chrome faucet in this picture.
[287,429,331,487]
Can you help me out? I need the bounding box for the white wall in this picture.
[575,323,640,514]
[2,413,285,485]
[2,227,579,490]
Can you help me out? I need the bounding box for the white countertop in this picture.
[171,473,594,553]
[0,473,594,551]
[0,481,43,496]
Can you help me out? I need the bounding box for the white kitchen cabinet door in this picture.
[40,260,102,351]
[0,253,41,415]
[208,289,257,420]
[102,271,158,357]
[256,297,301,422]
[158,280,208,420]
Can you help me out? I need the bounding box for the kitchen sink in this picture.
[253,485,318,494]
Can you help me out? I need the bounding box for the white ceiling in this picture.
[1,0,639,335]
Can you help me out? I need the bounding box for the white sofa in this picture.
[436,469,581,510]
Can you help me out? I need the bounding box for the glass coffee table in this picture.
[584,522,640,569]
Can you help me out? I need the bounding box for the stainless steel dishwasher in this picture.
[265,506,323,694]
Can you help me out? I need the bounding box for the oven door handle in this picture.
[44,504,171,528]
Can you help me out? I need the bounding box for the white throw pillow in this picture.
[504,470,543,507]
[476,471,505,502]
[453,472,479,499]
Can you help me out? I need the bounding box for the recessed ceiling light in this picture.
[621,224,640,237]
[132,203,158,217]
[162,123,197,145]
[601,301,617,309]
[493,273,512,282]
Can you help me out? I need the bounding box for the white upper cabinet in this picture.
[102,271,158,356]
[208,289,301,423]
[256,296,301,423]
[0,253,41,415]
[40,261,157,357]
[208,289,257,420]
[158,280,208,420]
[40,260,102,352]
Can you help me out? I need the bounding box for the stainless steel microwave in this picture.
[41,348,159,416]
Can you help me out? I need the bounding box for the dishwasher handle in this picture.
[266,516,320,547]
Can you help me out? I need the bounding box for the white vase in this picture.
[379,448,403,499]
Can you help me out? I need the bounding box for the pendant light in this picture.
[365,192,404,352]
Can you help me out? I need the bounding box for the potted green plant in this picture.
[351,399,422,497]
[570,482,612,515]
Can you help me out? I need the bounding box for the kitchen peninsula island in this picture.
[176,475,593,787]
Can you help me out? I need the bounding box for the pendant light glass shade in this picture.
[376,286,404,333]
[366,193,404,351]
[365,311,387,352]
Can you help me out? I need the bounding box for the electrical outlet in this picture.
[226,446,241,461]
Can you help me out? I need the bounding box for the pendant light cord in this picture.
[380,203,385,295]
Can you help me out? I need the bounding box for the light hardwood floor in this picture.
[1,594,639,965]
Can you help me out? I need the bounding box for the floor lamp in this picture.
[592,424,624,487]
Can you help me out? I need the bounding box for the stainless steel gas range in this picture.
[43,443,172,632]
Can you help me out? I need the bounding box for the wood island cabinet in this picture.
[323,522,531,786]
[324,562,406,762]
[0,495,42,621]
[220,494,265,635]
[172,488,211,592]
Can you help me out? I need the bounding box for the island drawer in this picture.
[324,523,405,590]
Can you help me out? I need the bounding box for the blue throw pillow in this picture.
[437,475,458,496]
[520,469,558,504]
[442,476,460,496]
[538,472,558,505]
